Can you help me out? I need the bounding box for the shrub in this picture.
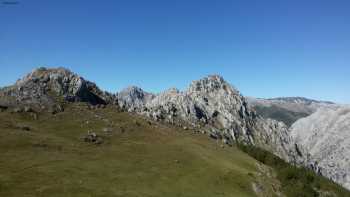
[236,143,350,197]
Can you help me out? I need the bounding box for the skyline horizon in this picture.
[0,65,345,104]
[1,1,349,103]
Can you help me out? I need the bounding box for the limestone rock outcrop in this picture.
[118,75,304,163]
[0,67,115,111]
[290,106,350,190]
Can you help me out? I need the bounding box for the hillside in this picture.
[0,103,279,197]
[0,103,349,197]
[0,67,349,196]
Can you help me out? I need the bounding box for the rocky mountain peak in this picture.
[118,86,145,99]
[16,67,74,85]
[15,67,86,96]
[188,75,239,95]
[117,86,155,111]
[115,74,304,164]
[0,67,114,111]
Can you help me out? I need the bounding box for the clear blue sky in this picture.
[1,0,349,103]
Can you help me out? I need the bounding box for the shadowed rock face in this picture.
[0,67,115,110]
[291,106,350,190]
[117,75,305,164]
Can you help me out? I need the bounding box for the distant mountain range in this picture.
[246,97,337,127]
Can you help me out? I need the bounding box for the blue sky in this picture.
[0,0,349,103]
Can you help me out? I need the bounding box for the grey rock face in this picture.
[0,67,115,110]
[291,106,350,190]
[118,75,304,163]
[117,86,155,112]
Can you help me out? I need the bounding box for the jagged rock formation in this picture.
[290,106,350,190]
[246,97,337,126]
[118,75,304,163]
[0,67,115,111]
[117,86,155,112]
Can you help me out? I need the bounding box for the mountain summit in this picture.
[0,67,114,111]
[117,74,304,164]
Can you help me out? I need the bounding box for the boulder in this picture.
[0,105,8,112]
[83,131,103,144]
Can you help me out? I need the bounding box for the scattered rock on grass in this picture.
[102,127,112,133]
[30,112,38,120]
[24,106,33,112]
[49,104,64,114]
[12,107,23,113]
[133,120,141,126]
[83,131,103,144]
[0,105,8,112]
[16,124,31,131]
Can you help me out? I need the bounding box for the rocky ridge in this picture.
[117,86,155,111]
[0,67,314,183]
[118,75,305,163]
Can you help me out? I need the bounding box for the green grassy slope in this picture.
[0,103,279,197]
[0,103,349,197]
[252,105,309,127]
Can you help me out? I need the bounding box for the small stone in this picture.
[24,106,33,112]
[209,133,218,139]
[16,125,31,131]
[133,120,141,126]
[13,107,23,113]
[83,131,103,144]
[30,112,38,120]
[102,127,112,133]
[0,105,8,112]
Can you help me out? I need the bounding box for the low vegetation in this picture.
[237,144,350,197]
[253,105,309,127]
